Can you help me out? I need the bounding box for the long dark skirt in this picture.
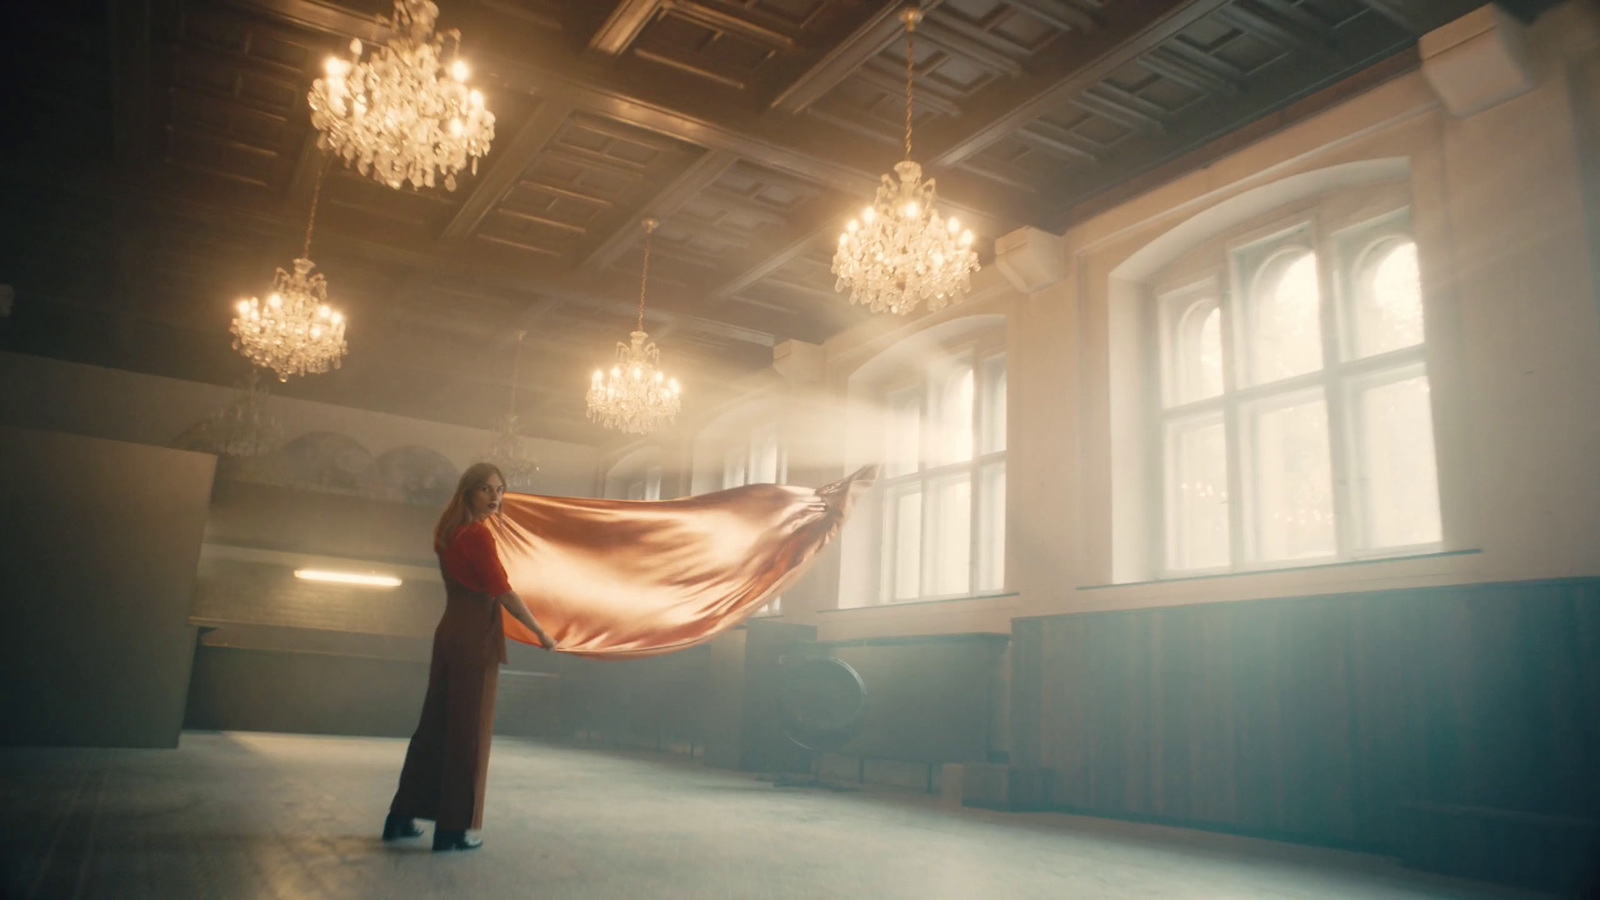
[390,582,505,831]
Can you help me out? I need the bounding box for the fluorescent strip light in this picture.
[294,569,403,588]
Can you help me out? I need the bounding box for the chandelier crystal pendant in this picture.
[586,219,683,435]
[484,330,541,490]
[307,0,495,192]
[832,6,979,316]
[200,371,284,459]
[230,161,348,381]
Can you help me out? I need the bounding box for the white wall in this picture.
[0,351,602,497]
[784,2,1600,641]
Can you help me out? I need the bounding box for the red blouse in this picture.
[439,520,513,597]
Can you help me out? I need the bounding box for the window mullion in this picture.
[969,357,983,595]
[1317,221,1357,560]
[1220,268,1247,568]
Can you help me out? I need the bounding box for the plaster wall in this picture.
[801,3,1600,639]
[0,350,602,497]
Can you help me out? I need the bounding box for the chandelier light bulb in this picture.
[231,258,348,382]
[307,0,495,192]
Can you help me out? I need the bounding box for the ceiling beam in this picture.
[224,0,1025,225]
[1005,0,1100,33]
[117,181,791,343]
[441,97,576,242]
[769,2,943,114]
[579,149,739,269]
[1346,0,1439,35]
[929,0,1235,168]
[590,0,664,54]
[710,223,832,300]
[1216,1,1338,53]
[917,18,1024,79]
[1043,43,1421,225]
[666,1,797,50]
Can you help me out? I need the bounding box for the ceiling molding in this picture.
[441,98,576,242]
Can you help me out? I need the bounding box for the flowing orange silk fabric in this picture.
[486,466,876,659]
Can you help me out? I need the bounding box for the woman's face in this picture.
[467,473,505,520]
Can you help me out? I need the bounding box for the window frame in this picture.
[716,422,787,616]
[876,334,1007,604]
[1147,192,1441,578]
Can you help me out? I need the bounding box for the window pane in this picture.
[722,447,746,489]
[931,363,974,466]
[644,467,662,501]
[626,480,645,501]
[980,355,1007,454]
[1248,250,1323,384]
[1249,394,1335,561]
[750,426,779,484]
[1356,240,1425,357]
[928,476,971,596]
[1166,417,1230,570]
[1174,302,1223,404]
[885,389,921,478]
[1358,374,1442,547]
[887,488,922,601]
[977,463,1006,592]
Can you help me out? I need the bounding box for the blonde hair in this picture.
[434,462,506,552]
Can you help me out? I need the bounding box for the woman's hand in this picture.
[498,591,556,651]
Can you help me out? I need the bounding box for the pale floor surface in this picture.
[0,732,1550,900]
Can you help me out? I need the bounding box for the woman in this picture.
[383,463,554,852]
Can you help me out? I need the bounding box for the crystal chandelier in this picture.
[586,219,683,435]
[197,371,283,459]
[231,161,348,381]
[484,330,541,490]
[307,0,495,192]
[832,6,978,316]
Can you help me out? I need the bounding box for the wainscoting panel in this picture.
[1011,578,1600,889]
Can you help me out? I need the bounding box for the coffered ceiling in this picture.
[1,0,1545,443]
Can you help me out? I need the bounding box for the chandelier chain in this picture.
[509,329,524,413]
[302,155,330,260]
[904,10,914,162]
[637,220,654,333]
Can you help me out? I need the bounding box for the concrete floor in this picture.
[0,733,1548,900]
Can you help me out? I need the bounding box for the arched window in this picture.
[1152,205,1441,574]
[1352,237,1425,357]
[605,448,662,501]
[878,338,1006,602]
[697,411,787,615]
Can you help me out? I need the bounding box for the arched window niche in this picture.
[689,394,792,616]
[603,445,664,501]
[1103,157,1461,585]
[690,396,788,497]
[838,313,1009,610]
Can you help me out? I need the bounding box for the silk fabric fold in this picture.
[487,466,876,659]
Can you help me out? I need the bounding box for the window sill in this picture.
[824,591,1020,612]
[1078,548,1480,591]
